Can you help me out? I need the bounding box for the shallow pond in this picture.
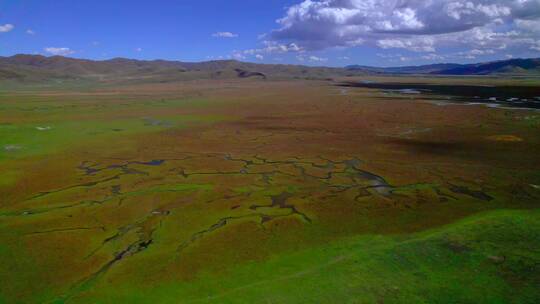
[340,82,540,110]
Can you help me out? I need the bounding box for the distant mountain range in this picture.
[346,58,540,75]
[1,55,539,86]
[0,54,360,85]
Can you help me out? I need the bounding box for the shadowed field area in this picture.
[0,78,539,303]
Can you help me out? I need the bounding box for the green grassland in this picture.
[67,209,540,304]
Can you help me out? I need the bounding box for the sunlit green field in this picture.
[1,79,539,303]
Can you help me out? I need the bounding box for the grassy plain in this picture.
[0,78,539,303]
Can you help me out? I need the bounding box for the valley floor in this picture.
[0,78,539,303]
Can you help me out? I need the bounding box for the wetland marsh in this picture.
[1,78,539,303]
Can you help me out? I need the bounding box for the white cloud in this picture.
[309,55,327,62]
[380,48,510,64]
[135,47,143,52]
[422,53,446,61]
[470,49,495,55]
[26,29,35,35]
[268,0,540,54]
[235,41,304,60]
[231,51,246,60]
[212,31,239,38]
[0,24,14,33]
[44,47,75,56]
[297,54,327,62]
[515,19,540,32]
[206,55,225,60]
[255,54,264,60]
[244,41,303,54]
[399,56,411,62]
[377,37,435,52]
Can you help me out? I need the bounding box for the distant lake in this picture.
[340,82,540,110]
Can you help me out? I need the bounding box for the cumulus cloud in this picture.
[231,41,303,59]
[212,31,239,38]
[309,55,327,62]
[44,47,75,56]
[297,54,328,62]
[0,24,14,33]
[377,37,435,52]
[421,53,446,61]
[244,41,303,55]
[269,0,540,54]
[255,54,264,60]
[26,29,35,35]
[231,52,246,60]
[515,19,540,32]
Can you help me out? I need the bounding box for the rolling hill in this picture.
[0,54,363,85]
[1,55,539,87]
[435,58,540,75]
[346,58,540,75]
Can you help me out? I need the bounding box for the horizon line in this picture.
[2,53,539,70]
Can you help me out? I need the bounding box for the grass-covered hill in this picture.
[346,58,540,75]
[2,54,539,88]
[0,54,363,85]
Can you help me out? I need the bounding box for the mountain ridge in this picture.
[1,54,539,85]
[0,54,361,84]
[346,58,540,75]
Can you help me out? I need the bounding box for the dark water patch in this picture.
[59,237,154,302]
[175,200,311,257]
[111,185,122,195]
[78,161,101,175]
[55,207,168,302]
[175,214,267,255]
[344,158,362,170]
[132,159,165,166]
[78,160,164,177]
[449,184,493,201]
[341,158,394,196]
[84,209,169,261]
[250,192,312,223]
[356,169,394,196]
[394,89,423,94]
[339,82,540,110]
[107,164,148,176]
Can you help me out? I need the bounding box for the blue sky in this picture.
[1,0,540,67]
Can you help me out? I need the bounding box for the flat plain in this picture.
[1,77,539,303]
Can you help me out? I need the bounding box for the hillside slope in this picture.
[0,55,362,84]
[436,58,540,75]
[2,55,539,86]
[346,58,540,75]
